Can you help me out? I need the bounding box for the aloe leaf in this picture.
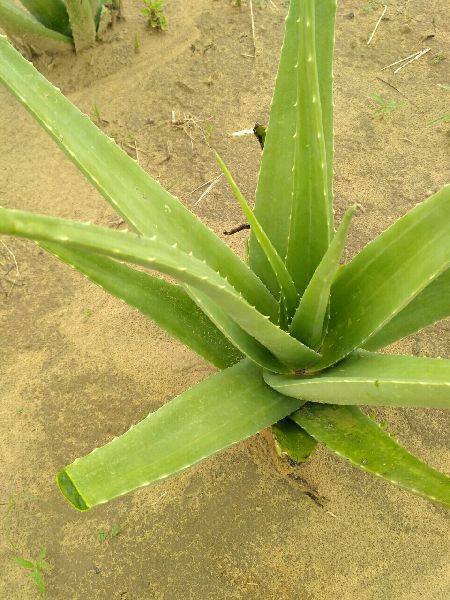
[63,0,95,52]
[363,268,450,351]
[57,360,303,510]
[272,418,317,463]
[0,207,321,370]
[291,403,450,508]
[290,206,355,348]
[19,0,70,36]
[0,5,72,52]
[316,186,450,369]
[265,350,450,409]
[249,0,300,295]
[186,286,290,373]
[314,0,336,208]
[0,38,276,320]
[216,152,299,319]
[42,242,243,370]
[285,0,331,296]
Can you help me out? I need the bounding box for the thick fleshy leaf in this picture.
[249,0,300,296]
[314,0,336,207]
[186,287,290,373]
[249,0,336,296]
[42,242,243,369]
[0,37,276,320]
[19,0,70,35]
[291,403,450,508]
[285,0,331,295]
[265,350,450,408]
[216,152,299,319]
[0,6,72,52]
[64,0,95,52]
[363,268,450,351]
[316,186,450,369]
[57,360,303,510]
[0,208,320,370]
[272,418,317,463]
[290,206,355,348]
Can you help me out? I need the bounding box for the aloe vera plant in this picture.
[0,0,123,53]
[0,0,449,513]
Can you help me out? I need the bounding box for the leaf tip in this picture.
[57,470,89,512]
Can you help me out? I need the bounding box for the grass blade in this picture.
[291,403,450,508]
[363,268,450,351]
[265,350,450,408]
[0,5,72,52]
[272,418,317,463]
[317,186,450,369]
[42,242,243,369]
[216,152,299,319]
[290,206,355,348]
[57,360,303,510]
[19,0,70,35]
[0,207,321,370]
[285,0,330,295]
[64,0,95,51]
[249,0,300,295]
[0,37,276,319]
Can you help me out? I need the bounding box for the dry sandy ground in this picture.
[0,0,449,598]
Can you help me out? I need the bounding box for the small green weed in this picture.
[15,548,48,595]
[142,1,167,31]
[368,94,400,117]
[134,32,140,53]
[428,113,450,126]
[91,99,103,126]
[97,523,121,541]
[431,52,446,65]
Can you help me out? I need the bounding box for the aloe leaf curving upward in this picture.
[0,0,449,514]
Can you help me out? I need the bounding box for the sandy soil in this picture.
[0,0,449,598]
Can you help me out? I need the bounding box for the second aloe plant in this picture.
[0,0,123,53]
[0,0,449,512]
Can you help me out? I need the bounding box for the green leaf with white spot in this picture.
[290,206,355,348]
[42,242,243,369]
[58,360,303,510]
[0,37,276,320]
[316,186,450,369]
[285,0,331,295]
[186,286,290,373]
[249,0,300,295]
[363,268,450,351]
[265,350,450,408]
[216,152,299,320]
[0,208,320,371]
[291,403,450,508]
